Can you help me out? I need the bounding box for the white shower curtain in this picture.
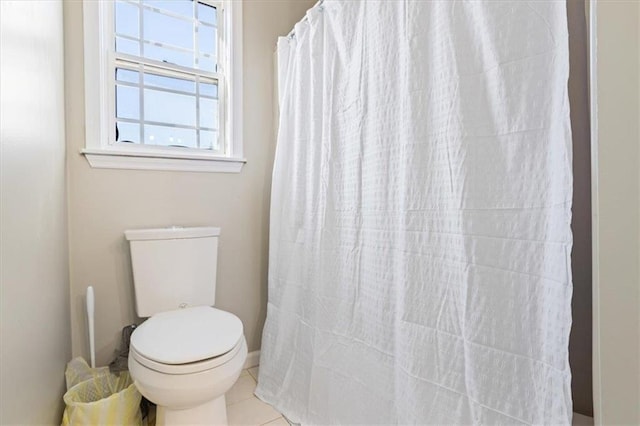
[257,1,573,424]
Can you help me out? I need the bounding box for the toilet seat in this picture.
[130,306,244,375]
[130,337,244,375]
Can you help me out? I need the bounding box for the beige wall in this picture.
[592,0,640,424]
[64,0,315,366]
[0,0,71,423]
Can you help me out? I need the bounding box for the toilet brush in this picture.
[87,286,95,368]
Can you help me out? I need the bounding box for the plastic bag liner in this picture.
[62,357,142,425]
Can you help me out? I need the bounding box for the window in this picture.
[82,0,244,173]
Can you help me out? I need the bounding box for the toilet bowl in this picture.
[128,306,248,425]
[124,226,247,425]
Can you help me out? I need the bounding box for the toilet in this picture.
[125,226,247,425]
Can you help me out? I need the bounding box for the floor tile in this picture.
[227,397,282,426]
[248,366,259,381]
[239,369,250,378]
[226,374,258,405]
[261,416,289,426]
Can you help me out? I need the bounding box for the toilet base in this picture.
[157,395,227,425]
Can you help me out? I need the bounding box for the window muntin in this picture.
[112,0,223,153]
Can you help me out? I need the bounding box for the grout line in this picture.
[248,404,282,426]
[225,394,256,408]
[259,416,285,426]
[225,396,258,408]
[225,370,259,407]
[227,366,284,425]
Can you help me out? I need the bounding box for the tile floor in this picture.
[227,366,291,426]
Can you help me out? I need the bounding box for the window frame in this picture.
[82,0,244,173]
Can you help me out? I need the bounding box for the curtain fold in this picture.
[257,1,573,424]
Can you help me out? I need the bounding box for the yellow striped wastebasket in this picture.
[61,358,142,425]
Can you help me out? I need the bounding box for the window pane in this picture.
[115,1,139,38]
[199,130,219,151]
[144,124,197,148]
[144,0,193,19]
[199,97,218,129]
[116,37,140,56]
[113,1,224,153]
[144,44,194,68]
[198,55,215,72]
[116,121,140,143]
[198,25,216,57]
[197,2,216,26]
[199,81,218,98]
[144,72,195,93]
[116,85,140,120]
[116,68,139,84]
[144,88,195,127]
[143,8,193,50]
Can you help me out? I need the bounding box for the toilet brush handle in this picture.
[87,286,95,368]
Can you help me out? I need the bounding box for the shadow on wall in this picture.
[566,0,593,417]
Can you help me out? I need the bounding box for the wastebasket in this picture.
[62,357,142,425]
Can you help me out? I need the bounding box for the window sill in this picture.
[81,148,246,173]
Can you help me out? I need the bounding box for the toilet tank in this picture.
[125,226,220,317]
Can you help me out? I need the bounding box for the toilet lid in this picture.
[130,306,243,365]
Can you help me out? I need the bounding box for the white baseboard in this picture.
[244,350,261,369]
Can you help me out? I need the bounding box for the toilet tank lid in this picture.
[125,226,220,241]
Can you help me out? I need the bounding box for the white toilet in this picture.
[125,226,247,425]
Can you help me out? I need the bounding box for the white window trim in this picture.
[82,0,244,173]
